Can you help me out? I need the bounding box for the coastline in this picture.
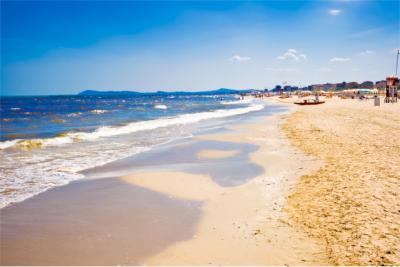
[120,100,328,265]
[2,1,399,265]
[0,99,328,265]
[7,96,398,265]
[0,94,265,209]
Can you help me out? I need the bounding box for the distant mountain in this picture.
[78,88,249,96]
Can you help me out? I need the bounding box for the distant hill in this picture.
[78,88,249,96]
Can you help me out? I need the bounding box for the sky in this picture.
[1,0,399,96]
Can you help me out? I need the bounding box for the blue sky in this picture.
[1,1,399,95]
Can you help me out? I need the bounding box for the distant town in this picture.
[266,80,386,92]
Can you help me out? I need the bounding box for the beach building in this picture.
[323,83,336,91]
[360,81,374,89]
[375,80,386,90]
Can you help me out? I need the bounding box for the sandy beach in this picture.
[120,102,328,265]
[121,96,400,265]
[1,97,399,265]
[2,0,399,265]
[282,97,400,265]
[1,101,328,265]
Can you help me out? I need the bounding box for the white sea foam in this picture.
[0,104,264,150]
[154,104,168,109]
[0,145,152,208]
[90,109,108,114]
[220,99,253,105]
[66,112,82,117]
[0,102,265,208]
[0,139,19,149]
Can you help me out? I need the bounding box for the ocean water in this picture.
[0,93,265,208]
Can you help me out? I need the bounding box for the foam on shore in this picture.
[0,104,264,150]
[0,102,266,209]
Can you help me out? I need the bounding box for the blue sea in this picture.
[0,93,265,208]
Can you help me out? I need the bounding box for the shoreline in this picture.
[0,98,400,265]
[120,100,328,265]
[4,96,397,264]
[0,99,329,265]
[0,96,266,209]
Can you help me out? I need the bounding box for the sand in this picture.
[197,149,240,159]
[122,172,221,201]
[121,104,327,265]
[2,100,328,265]
[0,178,201,265]
[282,97,400,265]
[5,96,395,265]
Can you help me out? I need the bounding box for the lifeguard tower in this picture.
[385,76,399,103]
[384,49,399,103]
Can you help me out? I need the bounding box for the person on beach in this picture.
[385,86,389,103]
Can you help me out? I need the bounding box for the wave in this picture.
[0,145,152,208]
[90,109,108,114]
[220,99,253,105]
[0,140,20,149]
[66,112,82,117]
[154,104,168,109]
[0,104,264,150]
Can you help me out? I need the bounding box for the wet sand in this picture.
[121,103,328,265]
[0,178,201,265]
[197,149,240,159]
[82,139,263,187]
[282,97,400,265]
[1,100,329,265]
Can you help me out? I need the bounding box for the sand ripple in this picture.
[283,99,400,265]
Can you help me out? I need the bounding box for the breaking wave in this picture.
[0,104,264,150]
[154,104,168,109]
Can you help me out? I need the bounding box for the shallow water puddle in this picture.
[82,139,264,187]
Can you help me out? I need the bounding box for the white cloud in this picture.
[316,67,332,72]
[330,57,351,62]
[329,9,341,16]
[359,50,375,56]
[265,67,300,73]
[277,49,307,61]
[229,55,251,62]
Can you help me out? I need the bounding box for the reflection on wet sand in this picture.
[0,178,201,265]
[83,140,263,187]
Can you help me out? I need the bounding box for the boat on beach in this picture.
[294,85,325,105]
[294,99,325,105]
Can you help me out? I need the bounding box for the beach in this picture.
[1,100,327,265]
[282,97,400,265]
[1,96,399,265]
[2,0,399,265]
[120,105,327,265]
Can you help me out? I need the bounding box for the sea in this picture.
[0,93,268,208]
